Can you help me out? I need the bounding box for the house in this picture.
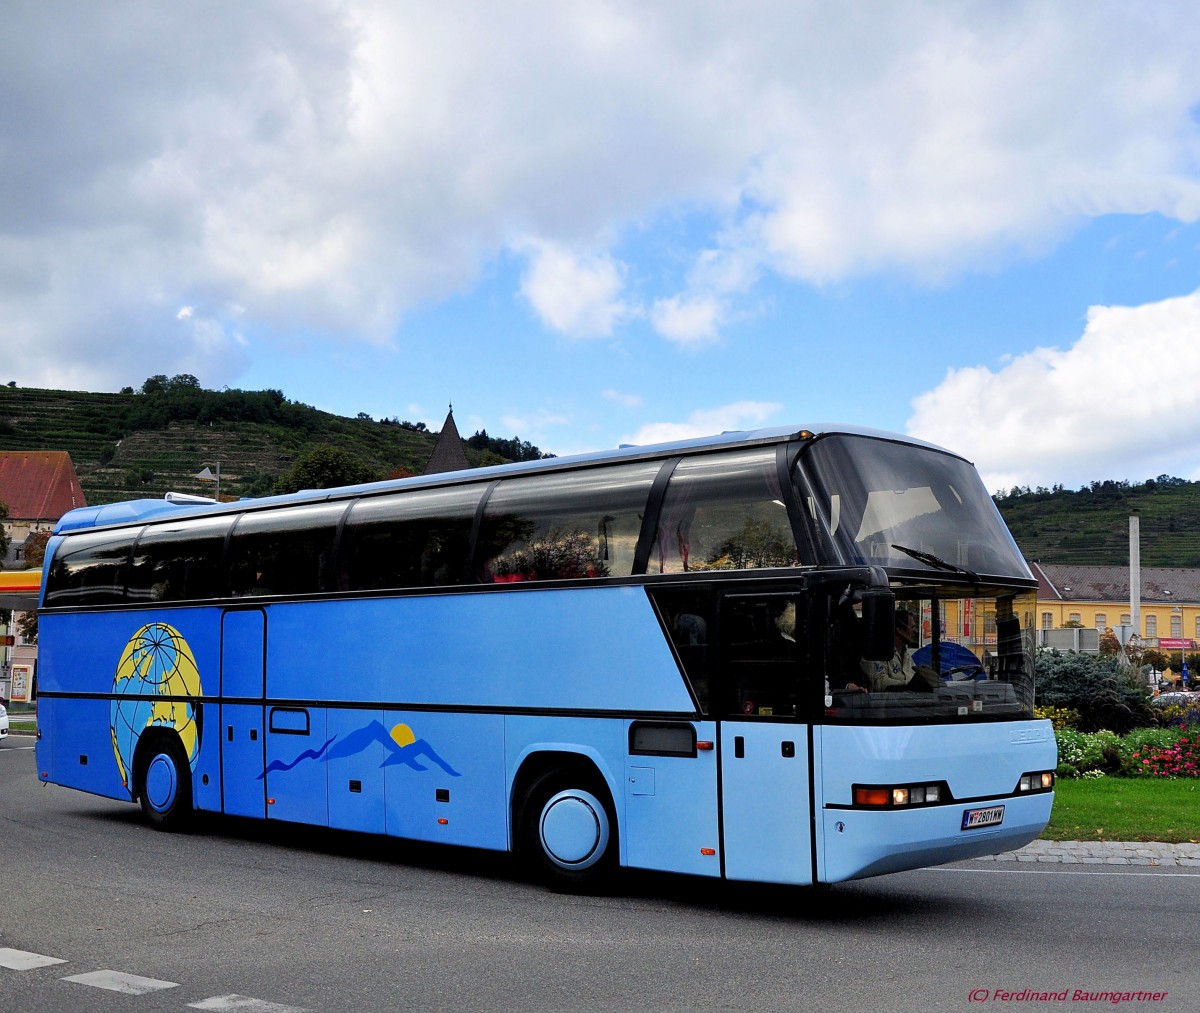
[0,450,86,567]
[0,451,86,701]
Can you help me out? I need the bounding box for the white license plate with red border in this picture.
[961,805,1005,830]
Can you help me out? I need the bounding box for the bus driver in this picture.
[860,608,940,692]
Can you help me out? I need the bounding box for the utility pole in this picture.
[1129,514,1141,641]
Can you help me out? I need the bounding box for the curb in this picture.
[980,839,1200,867]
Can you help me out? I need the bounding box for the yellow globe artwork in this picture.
[109,623,203,793]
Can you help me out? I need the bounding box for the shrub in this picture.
[1154,697,1200,728]
[1036,650,1155,733]
[1054,728,1088,777]
[1036,705,1081,730]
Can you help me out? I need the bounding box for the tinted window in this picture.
[647,448,797,574]
[227,503,346,597]
[478,462,660,582]
[799,434,1030,578]
[720,594,802,717]
[127,515,234,602]
[339,485,482,591]
[44,528,138,607]
[648,585,713,712]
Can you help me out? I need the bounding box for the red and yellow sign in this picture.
[0,569,41,608]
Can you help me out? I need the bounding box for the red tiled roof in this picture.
[0,451,87,521]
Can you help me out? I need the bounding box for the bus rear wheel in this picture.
[519,769,616,893]
[136,736,193,832]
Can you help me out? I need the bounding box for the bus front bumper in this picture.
[819,790,1054,883]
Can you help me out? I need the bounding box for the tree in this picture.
[1098,628,1121,656]
[1035,650,1155,733]
[17,610,37,646]
[23,530,50,569]
[1140,648,1170,672]
[276,445,379,493]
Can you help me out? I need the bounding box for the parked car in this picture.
[1151,691,1196,708]
[0,701,8,739]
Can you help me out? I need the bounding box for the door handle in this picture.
[734,735,745,758]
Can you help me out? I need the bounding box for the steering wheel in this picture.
[943,665,984,680]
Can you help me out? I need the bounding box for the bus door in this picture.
[717,592,814,885]
[220,608,267,818]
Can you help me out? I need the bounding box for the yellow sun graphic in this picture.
[390,723,416,748]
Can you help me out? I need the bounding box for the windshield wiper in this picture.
[890,543,980,583]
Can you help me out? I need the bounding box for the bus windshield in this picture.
[798,434,1030,579]
[824,590,1037,724]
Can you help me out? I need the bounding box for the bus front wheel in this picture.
[136,736,193,832]
[519,769,616,892]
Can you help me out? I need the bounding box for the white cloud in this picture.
[6,2,1200,387]
[623,400,782,446]
[515,239,635,338]
[650,294,723,345]
[907,289,1200,491]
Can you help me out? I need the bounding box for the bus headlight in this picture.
[853,782,949,808]
[1018,771,1055,792]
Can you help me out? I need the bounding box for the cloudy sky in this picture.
[5,1,1200,492]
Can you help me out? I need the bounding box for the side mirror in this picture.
[860,589,896,661]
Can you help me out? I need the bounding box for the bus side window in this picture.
[126,516,232,602]
[647,586,713,713]
[719,596,800,718]
[339,485,481,591]
[478,462,659,582]
[42,528,139,607]
[648,448,798,575]
[227,502,345,597]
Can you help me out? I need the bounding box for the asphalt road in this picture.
[2,735,1197,1012]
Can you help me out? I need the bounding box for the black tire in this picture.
[136,735,193,832]
[518,768,617,893]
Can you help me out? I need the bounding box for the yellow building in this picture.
[1029,562,1200,650]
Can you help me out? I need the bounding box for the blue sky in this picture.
[6,2,1200,493]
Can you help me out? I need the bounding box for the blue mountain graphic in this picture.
[380,739,461,777]
[259,720,461,779]
[259,736,336,778]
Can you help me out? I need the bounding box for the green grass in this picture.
[1043,777,1200,843]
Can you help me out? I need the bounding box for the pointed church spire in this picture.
[423,402,470,475]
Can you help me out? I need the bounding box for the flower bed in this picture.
[1055,725,1200,778]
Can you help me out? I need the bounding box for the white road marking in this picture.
[61,969,180,994]
[0,947,67,970]
[189,995,310,1012]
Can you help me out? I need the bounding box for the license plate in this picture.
[961,805,1005,830]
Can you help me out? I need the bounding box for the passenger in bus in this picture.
[860,608,939,692]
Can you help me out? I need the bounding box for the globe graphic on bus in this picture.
[110,622,203,792]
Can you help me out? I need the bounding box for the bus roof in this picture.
[53,423,958,534]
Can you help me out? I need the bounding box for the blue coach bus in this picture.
[34,425,1055,890]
